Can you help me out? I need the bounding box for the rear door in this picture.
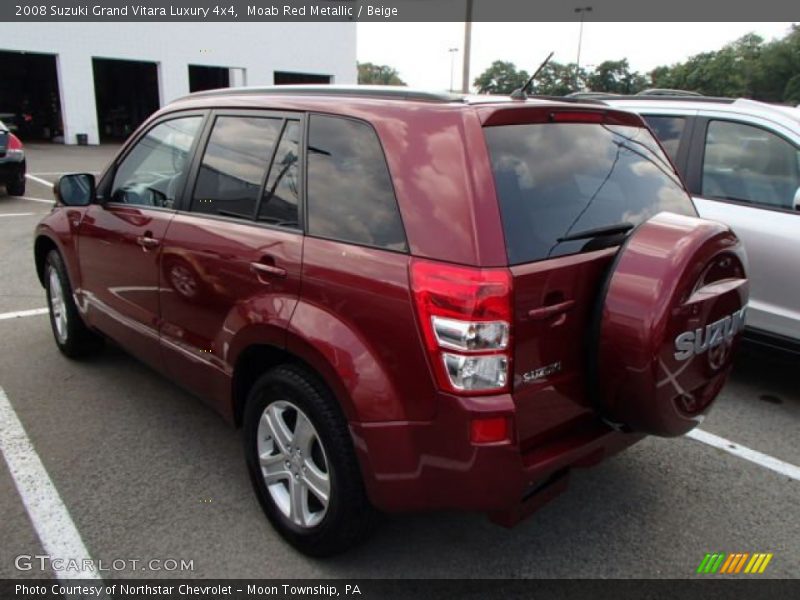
[685,114,800,341]
[159,110,304,410]
[482,111,697,445]
[78,113,204,366]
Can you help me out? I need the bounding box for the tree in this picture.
[586,59,648,94]
[473,61,530,94]
[649,28,800,102]
[530,61,583,96]
[357,62,406,86]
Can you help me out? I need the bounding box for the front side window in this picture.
[485,122,695,264]
[702,120,800,210]
[192,116,282,219]
[643,115,686,162]
[111,116,202,208]
[306,115,407,251]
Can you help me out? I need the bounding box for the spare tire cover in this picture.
[592,212,748,437]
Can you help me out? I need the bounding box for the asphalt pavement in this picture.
[0,144,797,580]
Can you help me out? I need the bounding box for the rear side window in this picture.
[485,123,695,264]
[192,116,282,218]
[306,115,407,251]
[643,115,686,162]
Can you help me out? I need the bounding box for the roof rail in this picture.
[176,84,464,104]
[600,94,736,104]
[636,88,703,97]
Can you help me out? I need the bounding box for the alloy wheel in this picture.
[256,400,330,528]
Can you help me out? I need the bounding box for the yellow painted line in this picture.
[744,554,759,573]
[750,554,766,573]
[758,554,773,573]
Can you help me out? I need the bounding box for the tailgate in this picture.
[481,108,697,445]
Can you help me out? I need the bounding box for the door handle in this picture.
[136,234,160,250]
[250,261,287,279]
[528,299,575,320]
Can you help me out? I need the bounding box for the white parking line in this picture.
[687,428,800,481]
[0,212,36,218]
[17,195,54,204]
[0,308,49,321]
[0,386,102,580]
[25,173,54,187]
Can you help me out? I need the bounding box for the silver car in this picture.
[604,96,800,353]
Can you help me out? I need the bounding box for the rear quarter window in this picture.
[643,115,686,162]
[306,115,407,252]
[485,122,695,264]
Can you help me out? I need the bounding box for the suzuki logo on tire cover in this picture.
[673,307,747,361]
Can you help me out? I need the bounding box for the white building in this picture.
[0,23,356,144]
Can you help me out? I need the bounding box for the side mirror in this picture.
[54,173,95,207]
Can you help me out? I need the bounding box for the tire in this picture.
[243,364,375,556]
[44,250,102,358]
[6,169,26,196]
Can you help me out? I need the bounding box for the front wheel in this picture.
[243,365,375,556]
[44,250,102,358]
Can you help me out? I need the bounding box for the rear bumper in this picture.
[350,392,644,517]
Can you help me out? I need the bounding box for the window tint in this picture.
[192,116,282,219]
[111,117,202,208]
[643,115,686,161]
[306,115,407,251]
[257,121,300,227]
[485,123,695,265]
[702,120,800,210]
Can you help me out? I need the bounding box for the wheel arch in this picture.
[230,338,356,430]
[34,234,61,286]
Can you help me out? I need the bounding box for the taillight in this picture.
[410,259,512,395]
[7,133,23,152]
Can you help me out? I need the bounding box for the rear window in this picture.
[485,122,695,264]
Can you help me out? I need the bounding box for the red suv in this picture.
[35,86,748,556]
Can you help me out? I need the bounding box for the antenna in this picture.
[511,51,555,100]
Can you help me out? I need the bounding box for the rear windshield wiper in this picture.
[557,222,634,243]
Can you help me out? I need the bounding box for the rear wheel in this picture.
[44,250,102,358]
[243,365,375,556]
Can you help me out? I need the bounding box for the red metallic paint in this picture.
[596,212,748,436]
[34,93,746,521]
[77,204,174,367]
[158,213,303,417]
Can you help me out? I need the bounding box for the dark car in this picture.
[0,120,26,196]
[34,86,748,556]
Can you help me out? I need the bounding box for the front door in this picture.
[77,114,205,366]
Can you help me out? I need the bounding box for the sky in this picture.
[357,22,796,91]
